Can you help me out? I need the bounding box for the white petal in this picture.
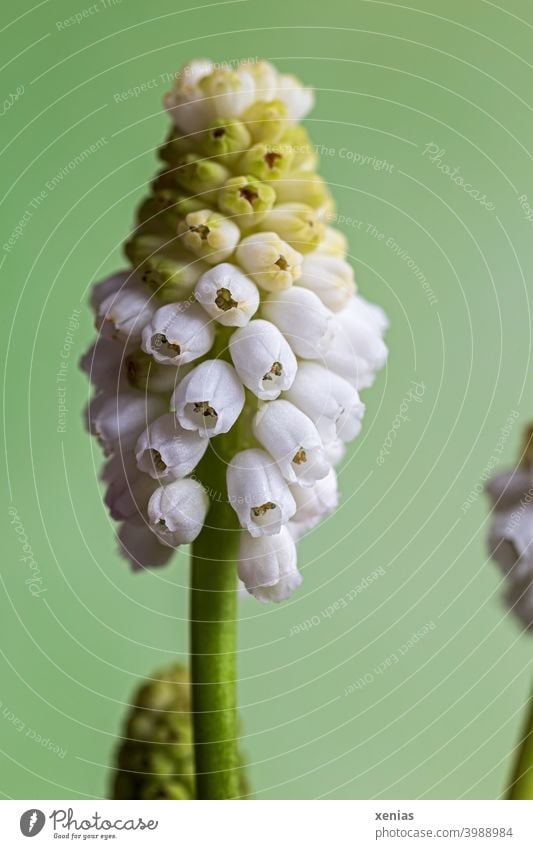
[80,337,130,392]
[90,270,130,312]
[262,287,334,358]
[195,263,259,327]
[297,254,355,312]
[505,580,533,630]
[227,448,296,536]
[485,468,532,510]
[488,506,533,582]
[178,210,240,265]
[141,302,215,365]
[253,399,330,487]
[87,391,167,455]
[164,60,215,134]
[339,297,389,371]
[97,283,154,343]
[118,517,174,570]
[356,294,389,333]
[317,227,348,257]
[323,436,346,466]
[148,478,209,547]
[322,297,388,390]
[276,74,314,122]
[248,60,279,101]
[238,526,302,602]
[289,469,339,539]
[229,319,297,400]
[172,359,245,436]
[201,66,256,120]
[105,467,158,521]
[135,412,208,481]
[284,361,365,443]
[236,232,302,291]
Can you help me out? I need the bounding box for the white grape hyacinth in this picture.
[486,440,533,630]
[82,58,388,596]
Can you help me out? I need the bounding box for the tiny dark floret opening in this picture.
[264,151,282,169]
[239,186,259,205]
[293,447,307,465]
[193,401,218,418]
[215,287,238,311]
[151,333,181,358]
[189,224,210,240]
[251,502,276,518]
[150,449,167,473]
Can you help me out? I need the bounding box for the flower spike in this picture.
[82,58,388,597]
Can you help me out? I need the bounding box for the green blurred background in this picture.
[2,0,533,800]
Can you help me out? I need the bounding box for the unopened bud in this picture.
[242,99,288,144]
[218,174,276,229]
[178,210,240,264]
[199,118,251,163]
[257,202,324,253]
[237,142,294,182]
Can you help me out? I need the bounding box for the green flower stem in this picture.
[190,445,241,799]
[507,690,533,799]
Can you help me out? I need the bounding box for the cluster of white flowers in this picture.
[82,59,388,602]
[486,454,533,629]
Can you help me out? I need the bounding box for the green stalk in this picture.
[507,690,533,799]
[190,444,241,799]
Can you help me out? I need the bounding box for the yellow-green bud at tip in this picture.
[151,172,207,215]
[218,174,276,229]
[280,125,318,171]
[241,99,288,144]
[274,170,335,219]
[237,142,294,182]
[139,252,208,302]
[318,225,348,257]
[256,202,325,253]
[158,131,193,164]
[172,152,230,201]
[124,350,183,394]
[199,118,252,163]
[124,232,171,267]
[136,190,182,234]
[178,209,240,264]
